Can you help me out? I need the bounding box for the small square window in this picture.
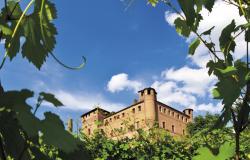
[132,108,135,113]
[122,113,125,117]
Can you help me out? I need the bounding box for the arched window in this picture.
[162,122,165,129]
[172,125,175,133]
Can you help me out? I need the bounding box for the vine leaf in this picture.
[219,20,237,55]
[203,0,216,12]
[39,92,63,107]
[174,17,191,37]
[177,0,196,26]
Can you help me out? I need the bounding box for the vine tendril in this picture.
[51,53,87,70]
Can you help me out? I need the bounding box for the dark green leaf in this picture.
[40,92,63,107]
[213,78,240,106]
[189,38,200,55]
[177,0,196,26]
[203,0,216,12]
[202,26,215,35]
[219,20,237,55]
[174,18,191,37]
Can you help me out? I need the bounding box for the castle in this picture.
[81,87,193,139]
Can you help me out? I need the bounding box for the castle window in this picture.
[122,113,125,117]
[114,116,116,120]
[185,118,188,122]
[147,89,151,95]
[138,106,141,111]
[172,112,174,116]
[162,122,165,129]
[110,118,112,122]
[172,125,175,133]
[182,116,184,121]
[88,128,91,135]
[177,114,180,119]
[163,108,166,113]
[135,121,140,129]
[132,108,135,113]
[159,106,162,112]
[105,120,108,126]
[168,110,170,115]
[117,115,120,119]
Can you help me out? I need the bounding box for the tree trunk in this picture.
[235,131,240,160]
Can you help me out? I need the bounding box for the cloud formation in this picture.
[47,90,125,112]
[107,73,144,93]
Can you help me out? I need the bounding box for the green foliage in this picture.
[0,0,57,69]
[82,127,198,160]
[193,142,235,160]
[0,85,90,159]
[147,0,250,158]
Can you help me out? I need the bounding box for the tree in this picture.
[148,0,250,159]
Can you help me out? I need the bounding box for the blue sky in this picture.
[0,0,245,128]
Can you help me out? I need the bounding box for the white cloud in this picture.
[50,90,125,111]
[194,102,223,113]
[152,80,197,107]
[162,66,216,96]
[107,73,144,93]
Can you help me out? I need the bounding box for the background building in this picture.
[81,87,193,139]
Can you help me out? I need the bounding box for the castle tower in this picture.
[138,88,158,127]
[67,118,73,133]
[81,107,110,136]
[183,108,193,122]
